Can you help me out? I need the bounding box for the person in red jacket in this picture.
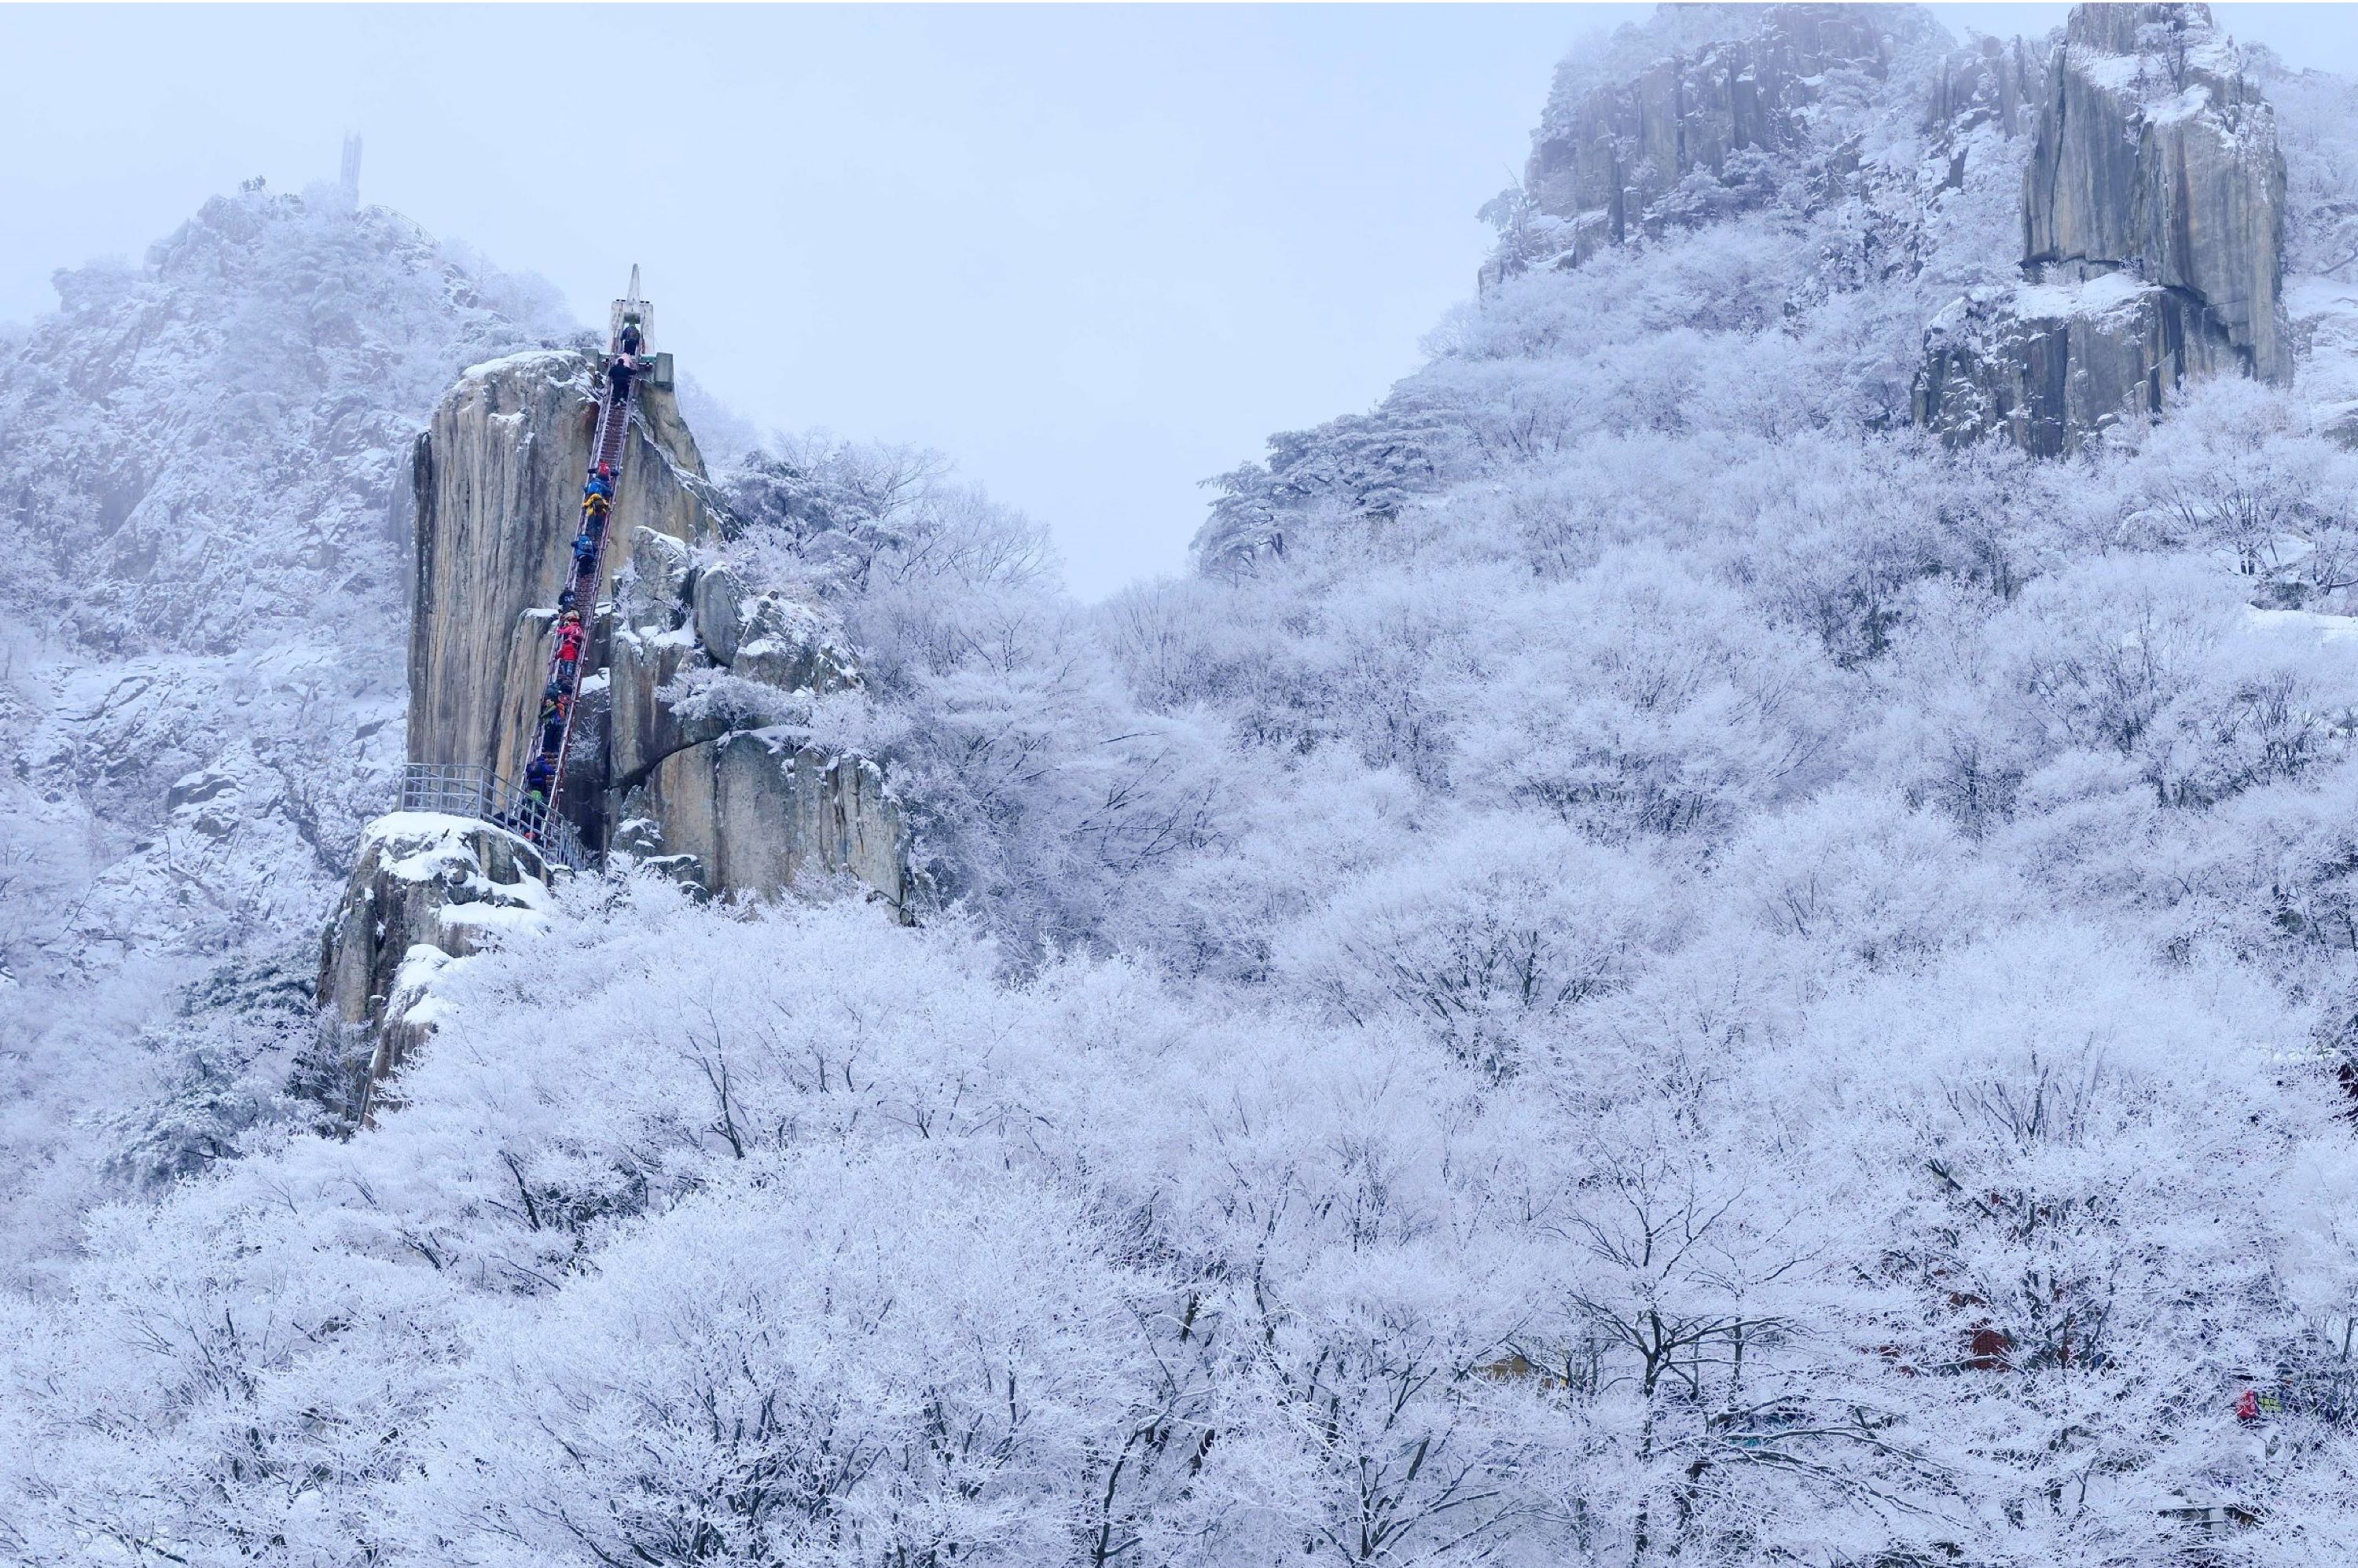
[554,609,586,676]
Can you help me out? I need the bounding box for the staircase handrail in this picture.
[395,760,586,870]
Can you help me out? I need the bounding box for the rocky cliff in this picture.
[2024,3,2286,379]
[1916,2,2290,451]
[406,350,718,798]
[400,347,908,907]
[320,350,913,1058]
[1518,5,1941,270]
[602,527,904,904]
[1914,270,2243,456]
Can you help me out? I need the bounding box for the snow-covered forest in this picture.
[9,3,2358,1563]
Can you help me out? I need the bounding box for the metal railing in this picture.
[397,762,589,871]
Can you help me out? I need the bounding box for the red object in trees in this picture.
[2235,1389,2261,1423]
[1963,1325,2011,1371]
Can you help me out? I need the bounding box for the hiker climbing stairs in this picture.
[393,269,666,867]
[517,267,655,854]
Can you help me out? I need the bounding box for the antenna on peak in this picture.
[340,134,362,198]
[609,267,669,387]
[611,270,652,349]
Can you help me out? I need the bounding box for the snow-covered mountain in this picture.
[0,180,577,1270]
[11,4,2358,1563]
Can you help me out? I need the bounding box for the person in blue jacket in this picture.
[521,755,556,830]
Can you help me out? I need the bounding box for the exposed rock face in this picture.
[626,738,906,908]
[314,812,551,1086]
[1930,32,2041,141]
[2022,2,2287,381]
[604,526,909,912]
[321,345,916,1095]
[400,350,909,905]
[1926,31,2043,189]
[1912,272,2236,454]
[1915,2,2290,454]
[406,349,718,799]
[1523,5,1919,265]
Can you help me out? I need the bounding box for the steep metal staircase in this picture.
[527,268,652,858]
[397,269,658,872]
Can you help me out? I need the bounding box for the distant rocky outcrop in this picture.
[1502,4,1940,279]
[1915,2,2289,452]
[1926,32,2043,186]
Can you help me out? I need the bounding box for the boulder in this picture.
[732,593,863,694]
[2326,406,2358,454]
[608,619,719,788]
[314,812,552,1085]
[321,346,920,1102]
[618,523,696,635]
[625,733,911,918]
[691,560,748,663]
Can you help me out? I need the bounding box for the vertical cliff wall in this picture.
[1519,5,1937,269]
[399,347,909,908]
[1915,2,2290,452]
[405,350,716,789]
[2022,2,2286,381]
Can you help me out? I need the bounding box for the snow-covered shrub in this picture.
[1274,815,1681,1074]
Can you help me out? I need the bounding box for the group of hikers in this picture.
[516,454,617,831]
[509,311,650,842]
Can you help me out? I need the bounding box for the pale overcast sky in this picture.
[2,5,2353,597]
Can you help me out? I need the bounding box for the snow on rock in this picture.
[20,7,2358,1558]
[1518,4,1948,270]
[2025,3,2287,380]
[1915,274,2239,453]
[315,811,550,1091]
[1916,2,2287,452]
[458,347,582,384]
[401,350,909,918]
